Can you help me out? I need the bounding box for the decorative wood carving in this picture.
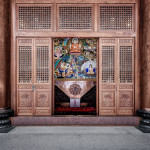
[101,84,115,89]
[101,39,116,43]
[101,110,115,114]
[118,109,133,114]
[35,109,50,115]
[18,39,32,43]
[119,91,133,107]
[119,39,133,44]
[18,92,33,107]
[102,92,115,107]
[35,39,50,44]
[18,85,32,89]
[36,92,49,107]
[36,85,50,89]
[18,109,32,115]
[119,85,133,89]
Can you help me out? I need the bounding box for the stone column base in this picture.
[0,108,14,133]
[137,109,150,133]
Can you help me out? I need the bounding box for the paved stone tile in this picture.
[0,127,150,150]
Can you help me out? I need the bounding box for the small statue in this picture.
[70,38,81,53]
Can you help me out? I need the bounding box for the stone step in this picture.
[11,116,140,126]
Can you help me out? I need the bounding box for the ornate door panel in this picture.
[99,39,117,115]
[99,38,134,116]
[117,39,134,115]
[34,39,52,116]
[17,38,52,116]
[17,38,34,115]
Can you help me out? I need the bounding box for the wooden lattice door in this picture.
[17,38,52,116]
[117,39,134,115]
[99,38,134,115]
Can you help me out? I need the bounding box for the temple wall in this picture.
[0,0,11,108]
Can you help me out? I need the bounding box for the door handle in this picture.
[32,85,36,91]
[32,85,34,91]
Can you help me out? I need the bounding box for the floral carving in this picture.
[102,93,114,107]
[69,84,81,96]
[120,93,132,107]
[37,93,49,107]
[19,93,32,107]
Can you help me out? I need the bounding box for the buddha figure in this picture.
[86,64,95,75]
[70,38,81,53]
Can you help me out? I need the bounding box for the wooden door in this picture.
[99,38,134,115]
[34,38,52,116]
[17,38,52,116]
[17,38,34,115]
[117,38,134,115]
[99,38,117,115]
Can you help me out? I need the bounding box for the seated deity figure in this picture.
[66,66,73,77]
[70,38,81,53]
[59,62,66,78]
[54,46,63,59]
[86,64,95,75]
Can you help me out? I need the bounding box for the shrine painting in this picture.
[54,38,97,115]
[54,38,97,80]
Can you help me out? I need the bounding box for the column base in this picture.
[0,108,15,133]
[137,109,150,133]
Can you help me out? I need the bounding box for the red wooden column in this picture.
[137,0,150,133]
[0,0,10,109]
[141,0,150,111]
[0,0,14,133]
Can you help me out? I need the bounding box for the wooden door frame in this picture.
[52,37,99,116]
[10,0,140,116]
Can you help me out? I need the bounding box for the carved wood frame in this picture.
[11,0,140,116]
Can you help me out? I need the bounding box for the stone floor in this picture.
[0,126,150,150]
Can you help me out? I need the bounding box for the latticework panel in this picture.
[58,6,92,30]
[36,46,49,83]
[102,46,115,83]
[18,6,51,30]
[119,46,132,83]
[19,46,32,83]
[100,6,133,30]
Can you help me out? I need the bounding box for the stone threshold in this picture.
[11,116,140,126]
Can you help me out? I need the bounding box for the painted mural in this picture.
[54,38,97,80]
